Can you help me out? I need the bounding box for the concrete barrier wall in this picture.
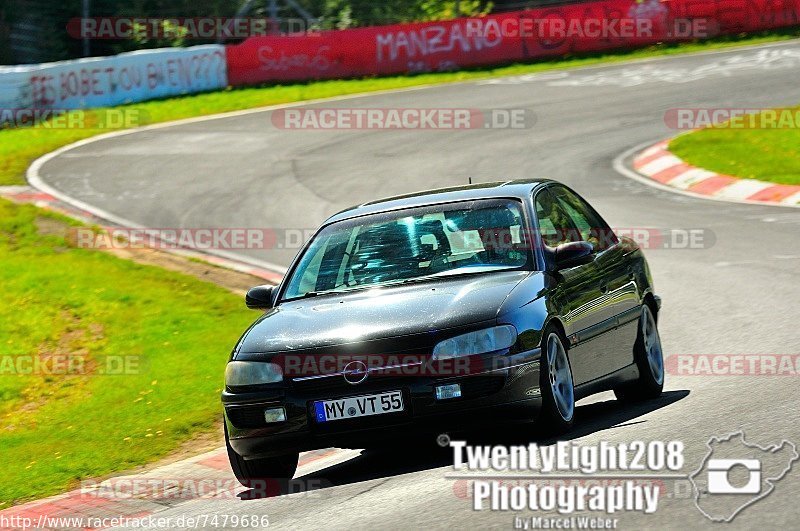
[0,45,227,112]
[225,0,800,86]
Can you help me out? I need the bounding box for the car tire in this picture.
[538,327,575,435]
[614,302,664,402]
[225,423,299,492]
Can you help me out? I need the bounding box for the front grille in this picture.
[226,406,268,429]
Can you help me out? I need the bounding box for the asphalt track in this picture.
[34,40,800,529]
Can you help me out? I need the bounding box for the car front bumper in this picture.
[222,349,542,459]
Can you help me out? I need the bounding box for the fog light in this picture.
[264,407,286,423]
[435,383,462,400]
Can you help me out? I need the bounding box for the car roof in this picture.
[325,178,555,224]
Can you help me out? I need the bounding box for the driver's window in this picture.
[535,189,577,247]
[555,194,593,240]
[552,187,617,251]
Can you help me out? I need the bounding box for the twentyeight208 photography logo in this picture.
[689,432,799,522]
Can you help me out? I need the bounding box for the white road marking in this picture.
[479,40,800,85]
[548,48,800,87]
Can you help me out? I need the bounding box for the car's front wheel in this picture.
[614,303,664,402]
[538,328,575,434]
[225,424,299,492]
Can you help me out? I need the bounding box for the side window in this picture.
[551,187,618,251]
[534,189,578,247]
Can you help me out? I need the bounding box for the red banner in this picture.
[225,0,800,86]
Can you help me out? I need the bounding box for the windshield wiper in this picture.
[396,268,501,286]
[283,284,368,301]
[286,267,518,300]
[405,266,516,282]
[283,290,328,301]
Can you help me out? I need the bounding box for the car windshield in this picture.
[282,199,530,300]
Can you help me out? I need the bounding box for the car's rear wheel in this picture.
[225,424,299,492]
[538,328,575,434]
[614,303,664,402]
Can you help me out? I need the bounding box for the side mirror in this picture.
[245,285,275,310]
[554,241,594,270]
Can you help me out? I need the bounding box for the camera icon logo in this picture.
[689,432,798,522]
[706,458,761,494]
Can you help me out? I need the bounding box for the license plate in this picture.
[313,390,404,423]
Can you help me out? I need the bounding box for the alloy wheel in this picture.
[642,306,664,386]
[546,333,575,422]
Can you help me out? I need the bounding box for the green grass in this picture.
[0,199,254,506]
[2,29,799,186]
[670,106,800,186]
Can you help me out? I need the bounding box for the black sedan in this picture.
[222,179,664,485]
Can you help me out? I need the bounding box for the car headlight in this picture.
[225,361,283,386]
[432,325,517,360]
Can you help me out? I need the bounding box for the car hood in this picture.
[236,270,534,354]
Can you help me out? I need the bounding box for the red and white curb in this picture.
[0,447,356,530]
[632,141,800,206]
[0,186,284,285]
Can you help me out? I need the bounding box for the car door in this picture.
[549,186,641,377]
[533,187,606,386]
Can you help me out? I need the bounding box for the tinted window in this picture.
[551,187,617,251]
[534,189,577,247]
[282,199,530,300]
